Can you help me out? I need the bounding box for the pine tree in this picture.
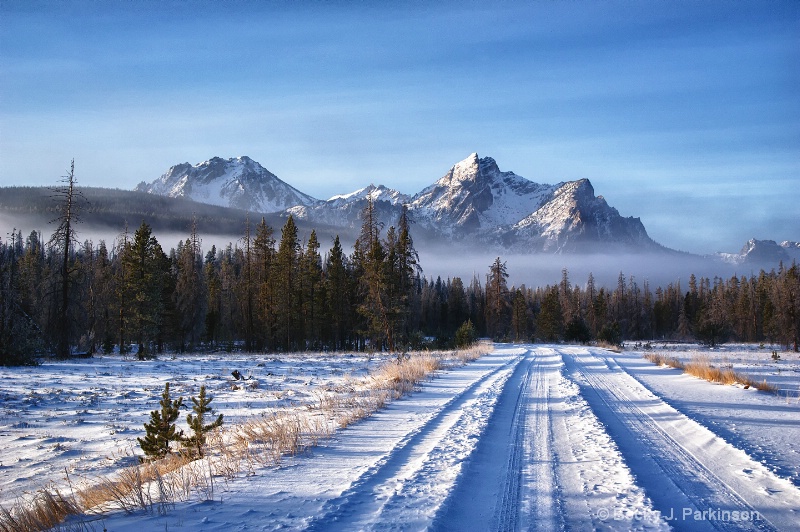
[182,385,223,459]
[203,246,221,347]
[124,221,168,358]
[454,319,477,348]
[91,240,115,354]
[173,218,206,351]
[354,196,392,350]
[275,216,301,350]
[511,288,530,341]
[252,217,276,350]
[138,382,184,460]
[0,231,41,365]
[325,235,353,350]
[218,244,240,349]
[485,257,510,339]
[238,216,256,351]
[300,230,324,348]
[393,206,420,345]
[537,286,563,342]
[447,277,468,335]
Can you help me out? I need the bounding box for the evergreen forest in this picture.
[1,177,799,366]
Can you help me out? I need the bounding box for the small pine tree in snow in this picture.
[454,319,477,348]
[182,385,223,459]
[138,382,184,460]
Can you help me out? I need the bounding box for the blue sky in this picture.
[1,0,798,254]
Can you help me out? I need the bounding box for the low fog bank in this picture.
[1,216,780,291]
[0,215,343,257]
[418,247,765,290]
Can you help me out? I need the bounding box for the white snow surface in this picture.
[2,344,799,530]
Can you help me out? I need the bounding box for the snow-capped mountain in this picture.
[135,156,319,213]
[328,184,411,207]
[406,153,661,252]
[716,239,800,266]
[138,153,666,253]
[408,153,558,236]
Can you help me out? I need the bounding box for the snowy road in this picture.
[101,345,800,531]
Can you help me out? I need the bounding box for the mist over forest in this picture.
[0,186,764,293]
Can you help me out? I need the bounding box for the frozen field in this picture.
[2,344,799,530]
[0,351,396,509]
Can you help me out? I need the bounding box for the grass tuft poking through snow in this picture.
[644,352,779,393]
[0,343,492,531]
[0,488,82,532]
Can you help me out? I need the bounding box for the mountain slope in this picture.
[287,184,411,230]
[136,156,319,213]
[409,153,558,236]
[407,153,662,252]
[508,179,660,252]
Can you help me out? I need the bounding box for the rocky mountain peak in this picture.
[136,156,318,213]
[443,152,481,185]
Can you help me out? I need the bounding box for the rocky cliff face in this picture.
[508,179,657,252]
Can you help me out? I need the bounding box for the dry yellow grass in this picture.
[371,354,441,397]
[644,353,685,370]
[0,489,81,532]
[645,353,778,393]
[452,341,493,363]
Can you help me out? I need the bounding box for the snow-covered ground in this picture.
[2,344,799,530]
[628,342,800,396]
[0,351,394,509]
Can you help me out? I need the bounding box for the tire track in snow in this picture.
[491,349,530,530]
[431,349,535,531]
[525,347,659,531]
[563,347,800,531]
[521,348,562,531]
[304,348,525,531]
[433,346,662,531]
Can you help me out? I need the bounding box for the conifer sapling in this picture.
[138,382,184,460]
[182,385,223,459]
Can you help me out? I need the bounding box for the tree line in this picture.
[481,264,799,351]
[1,172,798,365]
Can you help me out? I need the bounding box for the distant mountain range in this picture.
[136,153,665,253]
[715,239,800,267]
[2,154,793,272]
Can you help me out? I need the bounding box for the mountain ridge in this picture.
[131,153,666,254]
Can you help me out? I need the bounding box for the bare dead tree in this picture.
[48,160,86,357]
